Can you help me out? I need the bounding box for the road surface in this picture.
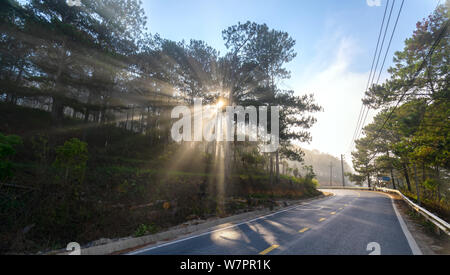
[129,189,421,255]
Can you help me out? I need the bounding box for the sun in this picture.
[216,99,225,109]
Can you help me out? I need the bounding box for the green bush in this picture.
[0,132,22,181]
[311,178,319,188]
[53,138,88,184]
[423,178,438,192]
[134,223,158,237]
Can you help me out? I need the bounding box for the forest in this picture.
[0,0,323,253]
[350,4,449,222]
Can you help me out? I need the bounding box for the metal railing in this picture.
[318,186,372,190]
[375,187,449,236]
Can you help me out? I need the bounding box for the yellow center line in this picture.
[339,207,343,210]
[259,245,280,255]
[299,227,310,233]
[319,218,326,222]
[330,212,336,215]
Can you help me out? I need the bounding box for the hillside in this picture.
[286,148,354,187]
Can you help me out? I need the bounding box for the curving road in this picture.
[128,190,421,255]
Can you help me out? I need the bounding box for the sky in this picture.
[141,0,441,168]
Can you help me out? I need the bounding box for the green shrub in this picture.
[134,223,158,237]
[423,178,438,192]
[0,132,22,181]
[311,178,319,188]
[53,138,88,184]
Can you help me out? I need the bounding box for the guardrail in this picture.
[318,186,372,190]
[375,187,449,236]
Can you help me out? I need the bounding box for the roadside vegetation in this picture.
[350,4,449,222]
[0,104,320,253]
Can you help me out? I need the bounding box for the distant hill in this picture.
[286,147,354,187]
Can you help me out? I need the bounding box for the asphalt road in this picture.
[129,189,421,255]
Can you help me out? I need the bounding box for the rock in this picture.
[89,238,112,247]
[186,214,200,221]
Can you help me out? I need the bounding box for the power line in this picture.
[356,107,370,141]
[351,0,446,188]
[366,19,449,159]
[348,0,391,152]
[356,0,403,142]
[348,104,364,151]
[365,0,391,94]
[329,162,333,186]
[374,20,448,140]
[341,154,346,187]
[375,0,405,85]
[369,0,396,87]
[356,0,396,141]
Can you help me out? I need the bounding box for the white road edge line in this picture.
[330,189,422,255]
[127,196,331,255]
[386,193,423,255]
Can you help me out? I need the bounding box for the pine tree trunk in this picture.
[130,105,135,132]
[403,163,412,191]
[275,150,280,184]
[436,165,441,202]
[269,154,273,186]
[10,67,24,104]
[51,96,64,123]
[84,108,90,123]
[422,162,426,183]
[390,168,396,189]
[52,38,67,124]
[413,163,421,206]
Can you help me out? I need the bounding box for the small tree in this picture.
[53,138,88,185]
[0,132,22,181]
[293,167,300,178]
[347,173,366,186]
[303,165,316,181]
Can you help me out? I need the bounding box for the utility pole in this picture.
[329,162,333,186]
[341,155,345,187]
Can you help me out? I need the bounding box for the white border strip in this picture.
[377,187,449,236]
[385,193,422,255]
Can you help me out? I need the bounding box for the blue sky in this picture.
[20,0,438,166]
[143,0,438,74]
[142,0,440,165]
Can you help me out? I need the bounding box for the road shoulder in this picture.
[389,193,450,255]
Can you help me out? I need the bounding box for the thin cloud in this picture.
[366,0,382,7]
[295,37,373,162]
